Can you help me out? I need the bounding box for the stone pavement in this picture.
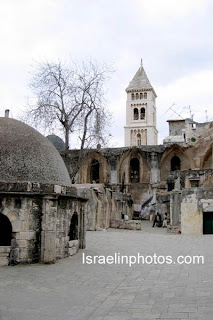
[0,221,213,320]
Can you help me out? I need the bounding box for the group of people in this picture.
[152,212,167,228]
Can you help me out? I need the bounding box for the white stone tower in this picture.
[124,62,158,146]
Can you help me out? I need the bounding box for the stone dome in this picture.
[0,118,71,186]
[46,134,65,152]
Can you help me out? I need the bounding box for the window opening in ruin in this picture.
[140,93,143,99]
[0,213,12,246]
[203,212,213,234]
[69,212,78,240]
[140,107,145,120]
[171,156,181,171]
[168,182,175,191]
[137,133,141,146]
[144,92,147,99]
[130,158,140,183]
[134,108,139,120]
[121,173,125,192]
[91,159,100,183]
[131,93,134,100]
[136,93,139,100]
[190,180,200,188]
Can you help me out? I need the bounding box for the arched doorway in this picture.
[69,213,78,241]
[0,213,12,246]
[171,156,181,171]
[91,159,100,183]
[130,158,140,183]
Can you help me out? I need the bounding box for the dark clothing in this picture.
[152,213,161,227]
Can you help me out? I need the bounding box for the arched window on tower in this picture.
[144,92,147,99]
[131,93,134,100]
[136,93,139,100]
[171,156,181,171]
[0,213,12,246]
[69,212,78,240]
[140,93,143,99]
[140,108,145,120]
[137,133,141,146]
[133,108,139,120]
[91,159,100,183]
[130,158,140,183]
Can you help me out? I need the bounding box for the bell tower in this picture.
[124,61,158,146]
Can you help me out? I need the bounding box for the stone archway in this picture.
[91,159,100,183]
[130,158,140,183]
[69,212,79,241]
[0,213,12,246]
[171,155,181,171]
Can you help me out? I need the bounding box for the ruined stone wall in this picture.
[169,121,185,136]
[72,184,132,230]
[160,147,191,181]
[0,183,87,266]
[56,198,85,259]
[0,195,42,265]
[181,188,213,235]
[184,169,213,188]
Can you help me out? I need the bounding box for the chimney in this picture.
[5,109,10,118]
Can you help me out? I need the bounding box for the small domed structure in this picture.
[0,118,71,186]
[46,134,65,152]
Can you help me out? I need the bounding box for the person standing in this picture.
[162,213,167,228]
[152,212,158,227]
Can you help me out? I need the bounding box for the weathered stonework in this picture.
[64,119,213,235]
[0,183,87,266]
[0,117,87,267]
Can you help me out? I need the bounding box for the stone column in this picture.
[40,196,57,264]
[170,191,182,227]
[109,157,118,184]
[150,152,160,184]
[79,202,86,249]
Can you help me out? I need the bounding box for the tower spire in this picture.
[140,58,143,67]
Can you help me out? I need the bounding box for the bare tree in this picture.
[73,60,112,150]
[27,59,113,153]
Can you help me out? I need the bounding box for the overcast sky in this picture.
[1,0,213,146]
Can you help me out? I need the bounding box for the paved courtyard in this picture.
[0,221,213,320]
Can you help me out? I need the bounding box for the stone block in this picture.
[69,247,77,256]
[41,231,56,263]
[0,246,11,253]
[0,256,9,267]
[19,231,35,240]
[17,240,27,247]
[54,185,62,194]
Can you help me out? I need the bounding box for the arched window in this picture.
[140,93,143,99]
[136,93,139,100]
[130,158,140,183]
[0,213,12,246]
[137,133,141,146]
[140,108,145,120]
[134,108,139,120]
[131,93,134,100]
[69,213,78,240]
[144,92,147,99]
[91,159,100,183]
[171,156,181,171]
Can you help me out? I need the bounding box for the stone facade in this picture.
[66,120,213,235]
[72,184,133,231]
[124,64,158,146]
[0,182,87,266]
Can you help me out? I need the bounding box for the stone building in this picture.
[0,117,86,266]
[124,62,158,146]
[65,64,213,236]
